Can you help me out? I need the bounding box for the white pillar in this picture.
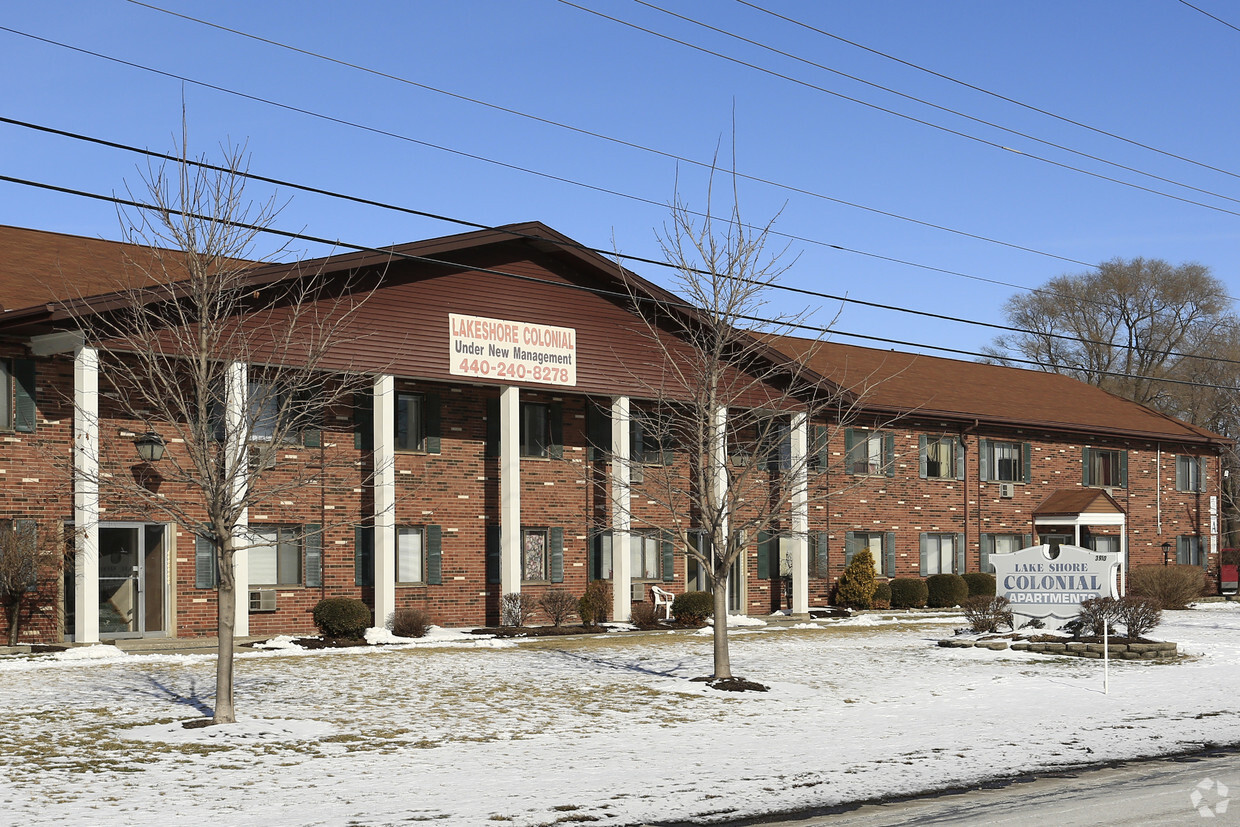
[225,363,249,637]
[373,374,396,627]
[790,412,810,616]
[73,345,99,643]
[712,405,730,603]
[499,386,522,594]
[611,396,632,622]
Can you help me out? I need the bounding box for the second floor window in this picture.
[521,403,551,457]
[1083,447,1126,488]
[921,436,960,480]
[980,439,1029,483]
[1177,455,1205,492]
[846,429,893,477]
[396,393,425,451]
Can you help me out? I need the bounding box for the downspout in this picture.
[1156,443,1162,536]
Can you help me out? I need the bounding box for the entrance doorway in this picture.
[97,524,167,637]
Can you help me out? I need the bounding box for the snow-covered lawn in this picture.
[2,605,1239,826]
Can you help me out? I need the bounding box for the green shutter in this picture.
[844,531,859,567]
[549,527,564,583]
[353,389,373,450]
[1022,533,1033,549]
[843,428,855,473]
[955,438,966,480]
[548,403,563,459]
[424,394,441,454]
[814,531,830,578]
[661,529,675,583]
[485,524,501,584]
[586,402,610,461]
[918,435,928,478]
[1023,442,1032,484]
[304,524,323,588]
[354,526,373,587]
[813,424,830,472]
[1082,447,1092,486]
[1119,450,1128,488]
[13,358,35,433]
[955,533,966,574]
[757,530,772,580]
[426,524,442,585]
[919,533,929,575]
[1177,535,1188,566]
[1176,455,1186,491]
[195,536,216,589]
[485,397,500,457]
[980,534,994,574]
[299,389,321,449]
[884,532,896,578]
[883,433,895,477]
[978,439,991,481]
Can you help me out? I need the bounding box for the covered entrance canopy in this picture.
[1033,488,1128,589]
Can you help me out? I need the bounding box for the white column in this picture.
[499,386,522,594]
[611,396,632,622]
[225,363,249,637]
[790,412,810,616]
[373,374,396,627]
[712,405,730,601]
[73,346,99,643]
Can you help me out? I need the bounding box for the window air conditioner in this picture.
[631,582,646,602]
[249,588,277,612]
[998,482,1015,499]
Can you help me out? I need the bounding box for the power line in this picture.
[1178,0,1240,34]
[4,170,1239,395]
[738,0,1240,183]
[6,115,1238,367]
[557,0,1240,219]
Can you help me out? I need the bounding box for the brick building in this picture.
[0,222,1226,644]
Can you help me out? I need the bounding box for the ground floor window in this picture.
[397,526,424,584]
[845,531,886,576]
[250,526,301,586]
[920,533,955,575]
[523,528,548,581]
[631,532,661,580]
[1178,535,1205,567]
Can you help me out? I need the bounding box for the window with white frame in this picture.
[846,531,886,576]
[523,527,548,581]
[1084,448,1125,487]
[395,393,425,452]
[920,533,955,575]
[249,526,302,586]
[847,430,890,476]
[922,436,958,479]
[631,531,661,580]
[1178,535,1205,567]
[993,534,1024,555]
[1177,455,1205,492]
[397,526,425,583]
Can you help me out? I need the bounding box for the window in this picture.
[687,531,710,591]
[1178,535,1205,567]
[920,533,956,575]
[249,526,302,586]
[631,415,670,465]
[809,532,830,579]
[523,528,548,581]
[1177,455,1205,492]
[979,532,1029,574]
[591,531,613,580]
[993,534,1025,555]
[981,439,1027,483]
[1083,447,1126,488]
[248,381,282,443]
[845,531,886,576]
[846,429,893,476]
[1089,535,1120,554]
[631,531,661,580]
[396,393,424,451]
[921,436,959,480]
[521,403,551,458]
[397,527,424,583]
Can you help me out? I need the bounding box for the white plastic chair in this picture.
[649,585,674,620]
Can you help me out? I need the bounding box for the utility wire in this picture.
[0,20,1098,270]
[1178,0,1240,34]
[557,0,1240,218]
[738,0,1240,182]
[6,115,1239,367]
[3,170,1239,394]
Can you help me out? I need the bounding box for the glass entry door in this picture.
[98,524,166,637]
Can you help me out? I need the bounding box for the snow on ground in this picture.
[1,605,1239,826]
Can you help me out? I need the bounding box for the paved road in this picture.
[723,750,1240,826]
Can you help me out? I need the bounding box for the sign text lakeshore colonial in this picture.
[990,544,1121,622]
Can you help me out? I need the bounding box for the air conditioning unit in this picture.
[998,482,1016,499]
[249,589,277,612]
[249,445,277,471]
[631,582,647,602]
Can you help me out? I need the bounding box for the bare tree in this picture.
[63,143,375,723]
[613,180,866,682]
[0,521,67,646]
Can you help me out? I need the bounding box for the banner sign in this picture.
[990,544,1121,622]
[449,313,577,387]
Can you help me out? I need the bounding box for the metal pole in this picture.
[1103,619,1110,695]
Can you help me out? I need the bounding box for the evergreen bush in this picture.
[889,577,928,609]
[925,573,969,608]
[578,580,611,627]
[312,597,372,638]
[961,572,996,598]
[836,548,878,609]
[1128,564,1206,610]
[671,590,713,624]
[873,581,892,609]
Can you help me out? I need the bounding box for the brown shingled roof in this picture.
[1034,488,1124,516]
[766,335,1225,445]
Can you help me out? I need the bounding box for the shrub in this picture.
[500,592,536,627]
[873,581,892,609]
[961,572,996,598]
[671,590,713,625]
[391,608,432,638]
[1128,564,1206,610]
[836,549,878,609]
[312,597,372,639]
[629,602,661,630]
[926,573,969,608]
[1074,596,1122,637]
[889,577,928,609]
[578,580,611,627]
[1117,595,1162,639]
[962,595,1014,634]
[538,589,578,626]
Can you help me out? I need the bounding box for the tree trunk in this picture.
[7,598,19,646]
[712,581,732,679]
[213,543,236,725]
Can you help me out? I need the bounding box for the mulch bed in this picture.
[690,676,770,692]
[288,637,368,649]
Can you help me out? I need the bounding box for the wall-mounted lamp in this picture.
[133,431,166,463]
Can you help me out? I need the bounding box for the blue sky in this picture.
[3,1,1239,358]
